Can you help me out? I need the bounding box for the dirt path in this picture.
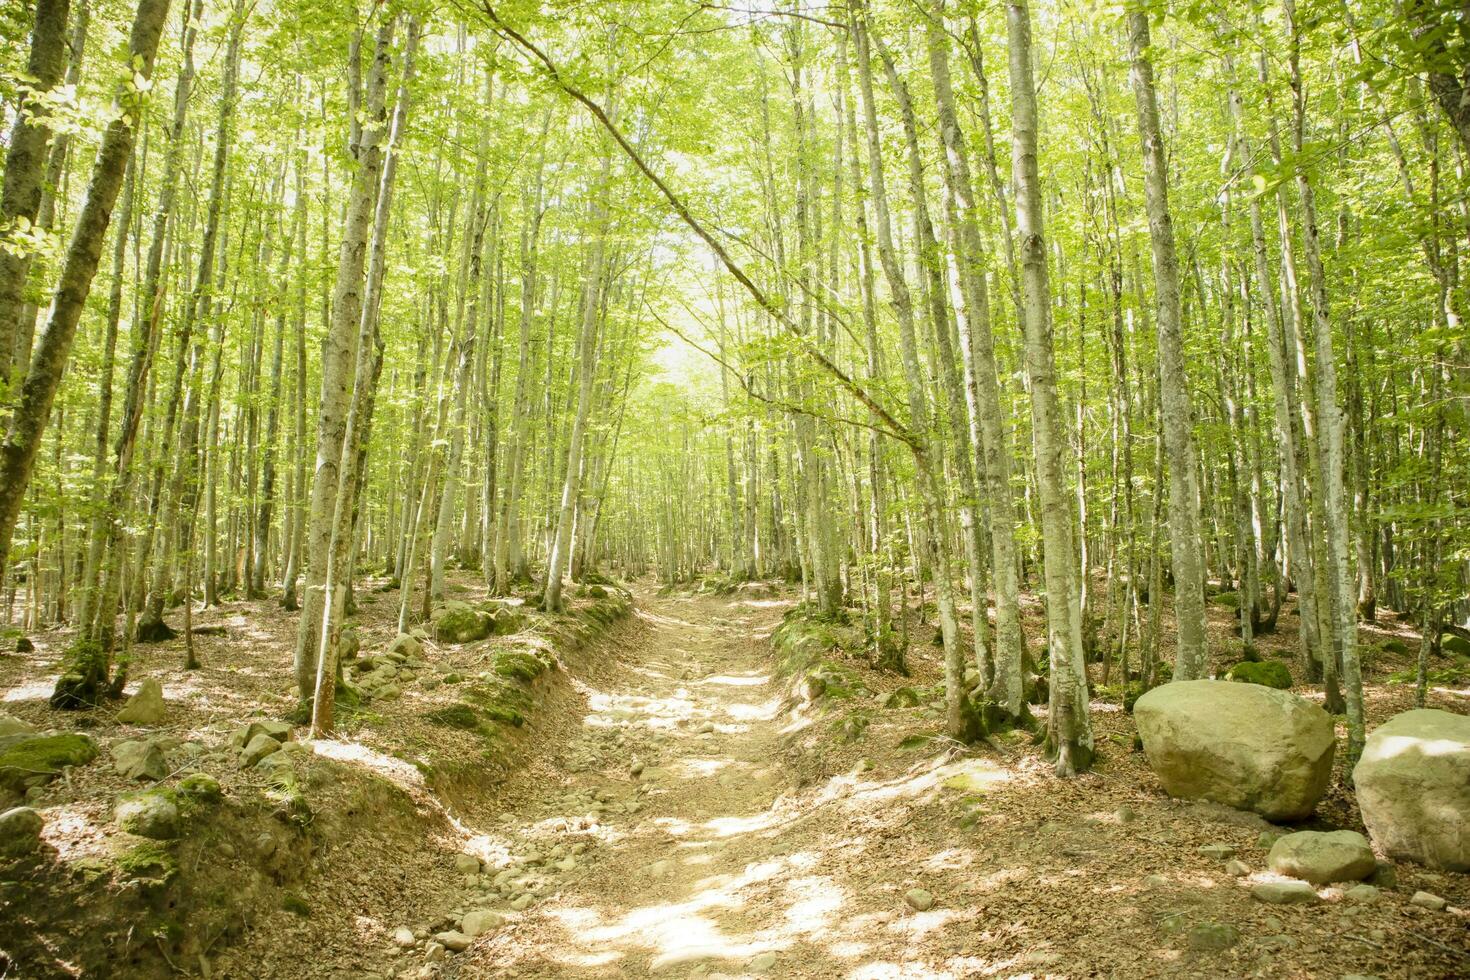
[461,587,820,978]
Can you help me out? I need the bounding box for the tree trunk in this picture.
[1127,8,1209,680]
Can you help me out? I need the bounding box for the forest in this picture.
[0,0,1467,976]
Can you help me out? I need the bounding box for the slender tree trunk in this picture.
[293,15,393,700]
[1127,9,1209,679]
[1007,0,1093,775]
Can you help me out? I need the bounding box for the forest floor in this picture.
[2,580,1468,978]
[429,586,1470,979]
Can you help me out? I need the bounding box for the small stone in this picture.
[1199,843,1237,861]
[555,856,576,872]
[696,722,715,735]
[1187,921,1239,951]
[904,888,934,911]
[1268,830,1376,884]
[115,678,166,725]
[1258,831,1281,850]
[630,760,645,777]
[748,951,778,973]
[1144,874,1170,888]
[453,853,481,875]
[0,806,44,857]
[392,926,416,948]
[115,792,180,840]
[511,893,533,911]
[1409,890,1447,911]
[1225,859,1250,877]
[1251,880,1319,905]
[1114,806,1137,824]
[111,739,168,781]
[243,720,293,745]
[434,931,471,952]
[1344,883,1379,904]
[460,910,503,937]
[239,733,281,769]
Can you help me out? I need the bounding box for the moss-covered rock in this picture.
[1226,660,1293,689]
[1213,591,1240,608]
[1441,634,1470,657]
[883,687,924,709]
[802,661,869,703]
[480,703,526,727]
[1379,637,1410,655]
[836,711,871,743]
[433,601,494,644]
[493,650,552,683]
[0,732,99,795]
[115,790,181,840]
[177,773,222,803]
[115,840,178,883]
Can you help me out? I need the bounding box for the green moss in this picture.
[427,703,482,730]
[834,711,871,743]
[115,841,178,883]
[802,661,869,703]
[481,703,526,727]
[883,687,923,709]
[1213,591,1240,608]
[1379,638,1410,655]
[493,650,550,683]
[0,732,99,792]
[282,892,311,917]
[1226,659,1293,689]
[773,615,841,677]
[177,772,222,804]
[433,601,493,644]
[1441,634,1470,657]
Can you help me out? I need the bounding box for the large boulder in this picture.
[1353,708,1470,871]
[1134,680,1334,820]
[115,677,166,725]
[1267,830,1376,884]
[0,714,34,738]
[1224,660,1292,690]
